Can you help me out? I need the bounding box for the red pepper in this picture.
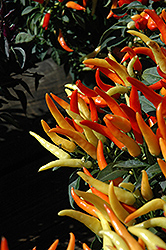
[48,239,59,250]
[95,69,120,99]
[94,86,127,118]
[129,85,142,115]
[104,116,141,157]
[147,17,158,31]
[127,76,163,108]
[144,9,166,45]
[77,92,107,108]
[76,80,97,97]
[80,120,125,149]
[82,0,88,6]
[50,93,70,110]
[120,103,143,144]
[121,47,156,64]
[0,237,9,250]
[88,97,98,122]
[135,17,148,30]
[66,1,86,10]
[58,29,73,52]
[97,67,125,86]
[70,89,80,114]
[120,47,142,71]
[42,11,51,30]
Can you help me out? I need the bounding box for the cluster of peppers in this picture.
[26,16,166,248]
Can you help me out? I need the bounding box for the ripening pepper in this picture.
[42,10,51,30]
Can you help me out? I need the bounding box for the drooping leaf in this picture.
[14,89,27,113]
[142,67,162,85]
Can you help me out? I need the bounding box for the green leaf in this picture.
[0,113,20,128]
[142,67,162,85]
[146,162,161,178]
[113,159,148,169]
[15,32,35,44]
[98,168,128,182]
[139,95,156,113]
[112,1,147,16]
[22,6,37,16]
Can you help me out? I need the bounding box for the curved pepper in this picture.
[58,209,102,235]
[95,211,114,249]
[77,171,136,205]
[75,189,112,223]
[105,113,131,133]
[48,239,59,250]
[144,9,166,45]
[97,140,107,170]
[120,104,143,144]
[105,205,143,250]
[146,40,166,74]
[38,158,92,171]
[125,198,166,223]
[49,127,97,159]
[29,131,71,159]
[50,93,70,110]
[128,226,166,250]
[105,57,131,87]
[127,77,163,108]
[88,97,98,122]
[76,80,97,97]
[45,93,75,131]
[80,119,125,149]
[157,158,166,178]
[41,119,76,152]
[71,187,99,218]
[58,29,73,52]
[108,181,133,225]
[156,102,166,140]
[136,112,160,156]
[133,216,166,230]
[70,89,80,114]
[82,243,91,250]
[94,86,127,118]
[104,116,141,157]
[141,170,153,201]
[66,1,86,10]
[159,137,166,161]
[99,230,130,250]
[121,46,142,71]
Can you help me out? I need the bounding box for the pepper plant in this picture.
[20,0,165,84]
[4,0,166,249]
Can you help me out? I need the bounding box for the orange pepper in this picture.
[104,113,131,133]
[121,46,142,71]
[71,187,98,217]
[50,127,97,159]
[156,102,166,140]
[136,112,160,156]
[45,93,75,131]
[94,86,127,118]
[48,239,59,250]
[67,232,75,250]
[82,243,91,250]
[66,1,86,10]
[159,137,166,161]
[58,29,73,52]
[157,158,166,178]
[97,140,107,170]
[104,116,141,157]
[50,93,70,110]
[104,205,143,250]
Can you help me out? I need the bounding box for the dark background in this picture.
[0,58,95,250]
